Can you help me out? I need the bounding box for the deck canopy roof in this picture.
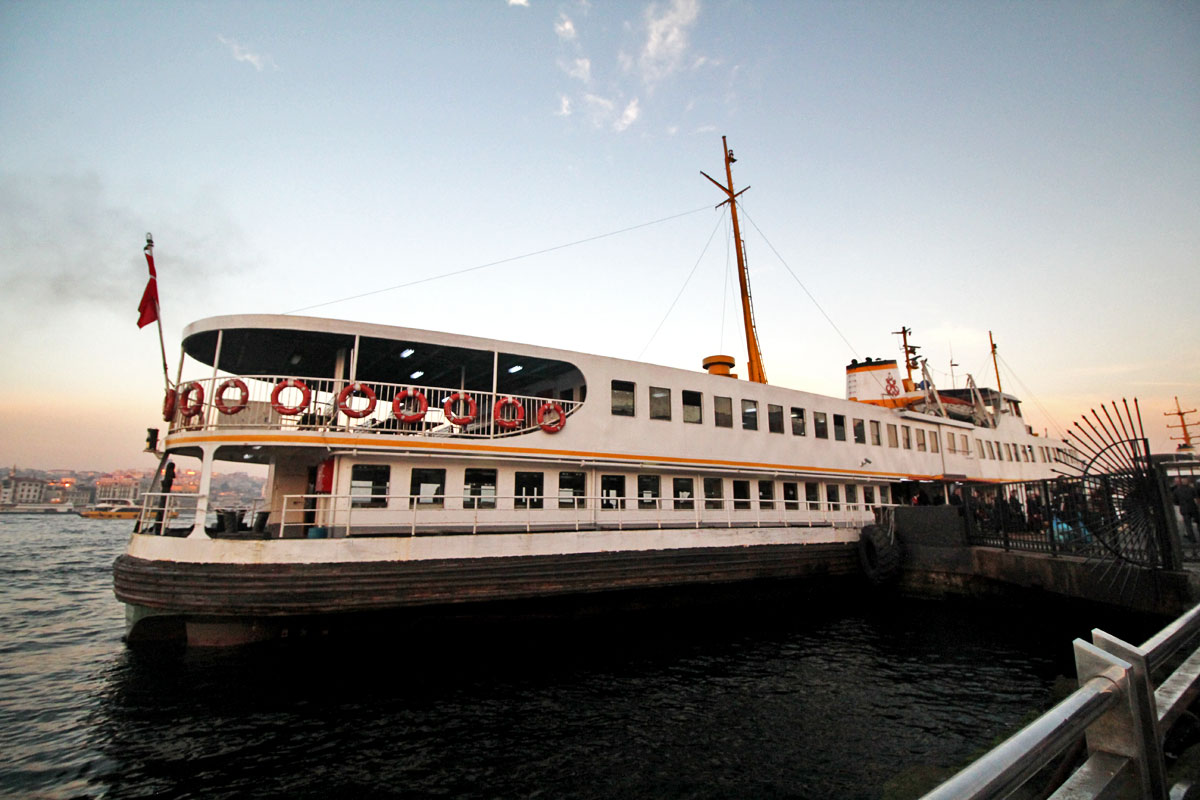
[182,316,584,394]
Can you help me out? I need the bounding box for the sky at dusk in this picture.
[1,0,1198,472]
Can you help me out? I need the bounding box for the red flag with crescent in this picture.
[137,239,159,328]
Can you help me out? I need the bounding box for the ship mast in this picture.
[701,137,767,384]
[1165,396,1197,451]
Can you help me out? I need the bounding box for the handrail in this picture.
[921,601,1200,800]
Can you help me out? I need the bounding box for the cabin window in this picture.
[930,431,939,453]
[887,424,899,448]
[853,418,866,444]
[986,441,996,460]
[826,484,841,511]
[833,414,847,442]
[741,400,758,431]
[814,412,829,439]
[1006,443,1014,462]
[768,404,784,434]
[704,477,724,510]
[409,468,446,508]
[601,475,625,509]
[805,482,820,510]
[758,480,775,510]
[638,475,661,510]
[961,434,969,454]
[611,380,635,417]
[846,484,858,507]
[463,468,497,509]
[879,485,891,504]
[916,429,927,452]
[732,479,751,510]
[558,471,586,509]
[994,441,1002,460]
[783,482,799,511]
[901,426,912,449]
[682,390,703,424]
[870,420,881,446]
[649,387,671,421]
[514,471,544,509]
[864,486,876,505]
[791,407,806,436]
[674,477,695,510]
[976,439,985,458]
[714,396,733,428]
[350,464,390,508]
[947,434,957,453]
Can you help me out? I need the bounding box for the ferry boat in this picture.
[113,140,1073,646]
[81,499,141,519]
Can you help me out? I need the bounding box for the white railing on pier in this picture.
[920,601,1200,800]
[275,493,882,539]
[164,374,582,440]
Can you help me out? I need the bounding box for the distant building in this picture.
[1,475,46,504]
[95,477,142,504]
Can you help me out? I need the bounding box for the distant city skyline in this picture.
[2,1,1197,471]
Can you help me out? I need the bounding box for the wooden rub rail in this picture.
[921,602,1200,800]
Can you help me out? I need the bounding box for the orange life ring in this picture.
[271,379,311,416]
[214,378,249,415]
[493,396,525,430]
[178,382,205,418]
[537,401,566,433]
[162,388,177,422]
[392,389,428,423]
[337,382,377,418]
[443,392,477,426]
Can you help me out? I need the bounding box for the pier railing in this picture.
[164,374,582,439]
[275,492,882,539]
[921,600,1200,799]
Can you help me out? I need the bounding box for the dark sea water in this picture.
[0,515,1163,800]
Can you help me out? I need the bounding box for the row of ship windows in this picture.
[610,380,1068,464]
[348,464,891,510]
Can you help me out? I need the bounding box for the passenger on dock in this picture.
[1173,479,1199,543]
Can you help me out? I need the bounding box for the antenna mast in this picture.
[1166,396,1197,451]
[701,137,767,384]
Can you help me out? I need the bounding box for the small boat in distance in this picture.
[114,138,1076,647]
[80,499,141,519]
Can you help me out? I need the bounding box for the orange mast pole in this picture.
[701,137,766,384]
[1165,396,1197,450]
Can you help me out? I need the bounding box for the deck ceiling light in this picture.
[400,348,415,358]
[410,370,424,380]
[508,365,523,374]
[289,353,302,366]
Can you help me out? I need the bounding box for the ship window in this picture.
[350,464,389,508]
[916,429,927,452]
[986,441,995,460]
[601,474,625,509]
[879,485,890,504]
[853,418,866,444]
[463,468,497,509]
[682,390,703,424]
[846,484,858,507]
[826,484,841,511]
[638,475,661,510]
[870,420,881,446]
[805,482,820,510]
[759,480,775,510]
[947,434,957,453]
[409,468,446,508]
[783,482,799,511]
[901,426,912,449]
[791,407,806,436]
[704,477,724,509]
[611,380,635,417]
[741,400,758,431]
[1005,443,1014,462]
[768,404,784,434]
[673,477,695,510]
[864,486,876,505]
[714,396,733,428]
[930,431,939,453]
[649,387,671,421]
[558,471,586,509]
[514,471,544,509]
[887,424,899,448]
[814,412,829,439]
[833,414,847,441]
[961,434,969,454]
[976,439,985,458]
[733,479,751,509]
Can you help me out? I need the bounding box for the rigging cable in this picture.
[996,353,1072,442]
[637,211,727,360]
[283,204,715,315]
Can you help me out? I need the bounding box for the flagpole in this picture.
[144,233,171,391]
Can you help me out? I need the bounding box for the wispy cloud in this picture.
[555,95,572,116]
[217,35,277,71]
[614,98,640,132]
[555,13,577,40]
[639,0,699,86]
[508,0,530,6]
[565,57,591,82]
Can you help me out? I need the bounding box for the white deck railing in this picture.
[274,493,882,539]
[164,374,581,439]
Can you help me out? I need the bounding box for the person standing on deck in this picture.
[1173,479,1199,543]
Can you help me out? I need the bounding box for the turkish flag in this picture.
[137,245,158,328]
